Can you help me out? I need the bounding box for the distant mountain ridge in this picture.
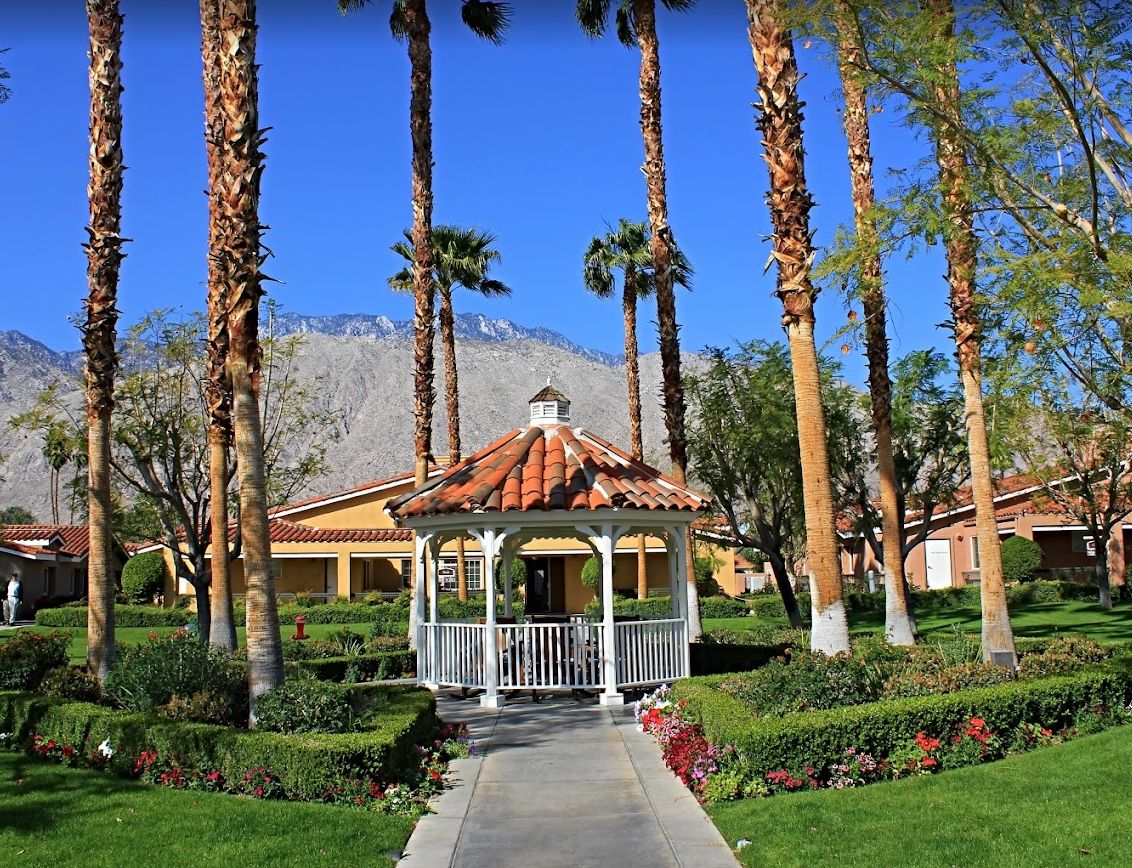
[272,312,624,367]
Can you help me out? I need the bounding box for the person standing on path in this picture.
[5,572,22,625]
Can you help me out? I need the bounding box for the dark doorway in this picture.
[524,557,550,614]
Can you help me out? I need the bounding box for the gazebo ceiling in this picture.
[386,423,710,519]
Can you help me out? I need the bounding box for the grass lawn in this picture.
[16,623,372,665]
[704,597,1132,643]
[709,724,1132,868]
[0,750,413,867]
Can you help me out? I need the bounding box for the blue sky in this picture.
[0,1,949,386]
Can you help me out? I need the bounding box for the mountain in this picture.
[0,315,688,520]
[272,312,624,367]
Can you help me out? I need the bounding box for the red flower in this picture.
[62,745,74,757]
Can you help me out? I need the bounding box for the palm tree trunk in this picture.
[620,275,650,600]
[747,0,850,654]
[833,6,915,645]
[634,0,700,638]
[437,288,469,602]
[216,0,282,710]
[83,0,125,683]
[201,0,236,651]
[926,0,1014,657]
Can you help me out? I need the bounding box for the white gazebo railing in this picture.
[614,618,688,687]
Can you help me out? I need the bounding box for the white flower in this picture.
[0,732,10,742]
[736,839,752,850]
[97,739,115,759]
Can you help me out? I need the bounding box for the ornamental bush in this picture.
[103,629,247,726]
[121,551,167,605]
[40,666,102,703]
[293,651,415,683]
[720,651,885,716]
[254,677,355,735]
[581,555,601,589]
[0,631,70,690]
[493,556,528,592]
[1001,536,1044,582]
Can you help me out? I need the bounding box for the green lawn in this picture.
[0,750,413,867]
[704,597,1132,643]
[17,623,371,665]
[708,724,1132,867]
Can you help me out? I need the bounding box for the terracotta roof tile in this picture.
[266,519,411,544]
[387,425,710,519]
[0,525,93,557]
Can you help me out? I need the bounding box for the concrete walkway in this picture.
[400,692,738,868]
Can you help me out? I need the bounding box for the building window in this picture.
[971,537,980,570]
[44,566,56,595]
[400,559,411,588]
[437,558,483,593]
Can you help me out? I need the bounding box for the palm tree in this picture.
[576,0,702,638]
[746,0,850,654]
[200,0,237,651]
[582,218,691,600]
[339,0,512,492]
[922,0,1014,657]
[214,0,282,712]
[832,2,915,646]
[43,424,73,526]
[82,0,125,682]
[390,224,510,601]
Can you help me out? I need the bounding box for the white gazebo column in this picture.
[412,531,430,665]
[476,527,504,709]
[502,544,514,618]
[425,537,441,689]
[667,533,680,618]
[673,526,691,677]
[595,525,622,705]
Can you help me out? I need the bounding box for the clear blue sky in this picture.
[0,0,949,386]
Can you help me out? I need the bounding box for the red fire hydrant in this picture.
[291,614,308,641]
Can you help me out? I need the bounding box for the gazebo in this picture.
[385,385,709,707]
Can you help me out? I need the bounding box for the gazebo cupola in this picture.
[528,380,571,427]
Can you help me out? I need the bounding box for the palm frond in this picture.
[389,0,409,40]
[337,0,372,13]
[660,0,696,12]
[474,278,512,297]
[576,0,611,37]
[388,266,415,293]
[461,1,512,44]
[582,236,617,298]
[615,0,636,47]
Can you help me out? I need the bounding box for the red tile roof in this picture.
[266,519,411,544]
[268,469,420,517]
[0,525,92,557]
[387,425,710,519]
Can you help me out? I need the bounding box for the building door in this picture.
[525,557,550,614]
[925,539,953,589]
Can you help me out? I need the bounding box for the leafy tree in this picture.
[687,342,857,629]
[582,218,691,600]
[0,507,36,525]
[1000,536,1043,584]
[121,550,166,604]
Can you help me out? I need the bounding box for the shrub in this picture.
[581,555,601,589]
[0,684,436,801]
[749,594,812,621]
[699,597,751,619]
[493,556,528,592]
[293,651,415,683]
[36,605,192,628]
[882,662,1016,698]
[1001,536,1044,582]
[434,597,523,620]
[157,690,239,725]
[276,601,409,625]
[695,557,721,598]
[121,552,167,605]
[370,621,411,639]
[671,664,1131,781]
[104,630,247,726]
[0,630,70,690]
[254,677,355,735]
[39,666,102,702]
[720,651,885,716]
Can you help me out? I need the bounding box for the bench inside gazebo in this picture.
[385,385,708,707]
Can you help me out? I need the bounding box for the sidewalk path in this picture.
[400,692,738,868]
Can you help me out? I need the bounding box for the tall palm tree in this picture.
[576,0,702,638]
[214,0,282,711]
[390,224,510,601]
[922,0,1014,656]
[339,0,512,491]
[82,0,125,682]
[746,0,850,654]
[582,218,691,600]
[200,0,236,651]
[832,2,915,646]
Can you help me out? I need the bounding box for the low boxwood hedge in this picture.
[582,595,751,619]
[35,602,414,629]
[293,651,416,683]
[670,661,1132,778]
[36,605,194,628]
[0,684,436,801]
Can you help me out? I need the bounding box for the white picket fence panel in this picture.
[614,618,688,687]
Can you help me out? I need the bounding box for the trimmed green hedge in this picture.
[670,662,1132,778]
[276,602,410,625]
[36,605,193,628]
[0,684,436,801]
[582,595,751,619]
[293,651,416,683]
[690,643,790,676]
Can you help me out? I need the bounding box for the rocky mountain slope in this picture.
[0,315,688,520]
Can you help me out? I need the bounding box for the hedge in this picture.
[670,661,1132,778]
[690,643,791,676]
[582,595,751,619]
[293,651,416,683]
[36,605,193,628]
[35,601,414,629]
[0,684,436,801]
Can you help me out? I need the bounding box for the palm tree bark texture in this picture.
[83,0,126,682]
[215,0,284,711]
[201,0,237,651]
[632,0,701,639]
[924,0,1014,656]
[833,2,915,645]
[746,0,850,654]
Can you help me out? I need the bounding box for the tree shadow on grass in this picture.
[0,753,137,836]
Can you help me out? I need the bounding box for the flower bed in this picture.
[636,661,1132,804]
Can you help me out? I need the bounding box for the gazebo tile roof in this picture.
[387,425,709,519]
